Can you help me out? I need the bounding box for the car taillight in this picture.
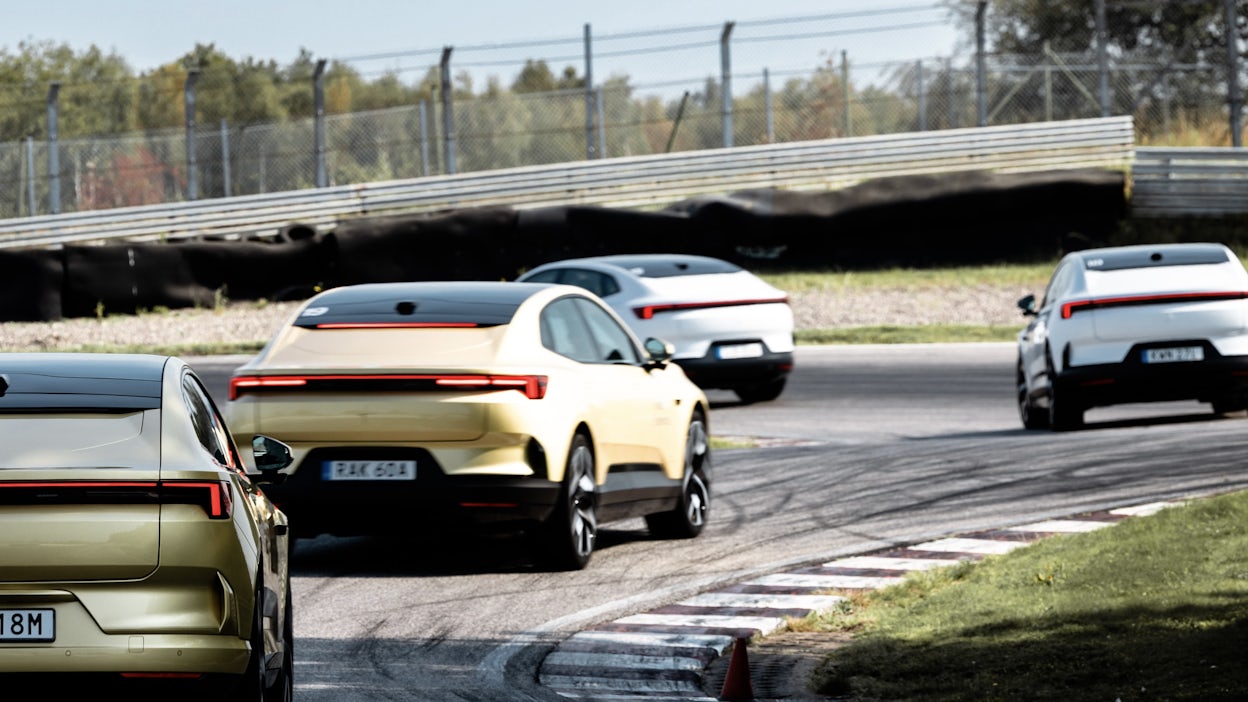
[162,480,233,519]
[1061,291,1248,319]
[311,322,480,329]
[230,376,307,400]
[0,480,232,519]
[434,375,548,399]
[230,374,548,400]
[632,296,789,320]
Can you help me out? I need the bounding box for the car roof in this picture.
[535,254,742,278]
[1070,243,1235,272]
[0,353,168,410]
[296,281,555,327]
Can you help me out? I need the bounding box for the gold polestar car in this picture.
[0,353,294,699]
[226,281,712,570]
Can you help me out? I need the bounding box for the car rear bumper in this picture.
[674,345,794,391]
[263,447,562,538]
[1056,342,1248,409]
[0,633,249,674]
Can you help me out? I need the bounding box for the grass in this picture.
[797,325,1020,345]
[757,263,1055,293]
[801,490,1248,701]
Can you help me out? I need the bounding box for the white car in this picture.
[1016,242,1248,430]
[517,254,794,403]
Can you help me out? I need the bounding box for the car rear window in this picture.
[0,364,162,412]
[601,256,742,278]
[294,284,531,328]
[1083,245,1231,272]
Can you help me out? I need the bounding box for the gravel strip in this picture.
[0,284,1033,352]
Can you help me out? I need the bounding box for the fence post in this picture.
[185,70,199,200]
[916,60,927,131]
[24,135,35,216]
[764,68,774,143]
[46,82,60,214]
[596,86,606,159]
[721,21,735,148]
[1095,0,1110,117]
[313,59,328,187]
[1225,0,1243,147]
[221,119,232,197]
[584,23,596,160]
[440,47,457,175]
[419,99,431,176]
[975,0,987,127]
[842,50,851,137]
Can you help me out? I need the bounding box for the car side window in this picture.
[182,373,238,471]
[540,297,600,363]
[523,270,561,284]
[574,298,641,364]
[1041,262,1075,310]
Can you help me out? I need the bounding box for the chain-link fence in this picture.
[0,0,1243,219]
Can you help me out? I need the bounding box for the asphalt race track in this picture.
[191,343,1248,701]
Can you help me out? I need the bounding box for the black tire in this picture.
[646,410,711,539]
[1048,382,1083,432]
[233,588,268,702]
[733,377,786,404]
[1017,358,1048,430]
[268,585,294,702]
[1212,399,1245,416]
[539,433,598,571]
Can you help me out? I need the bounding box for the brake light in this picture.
[230,374,548,400]
[1061,291,1248,319]
[162,480,233,519]
[632,296,789,320]
[0,480,232,519]
[434,375,548,399]
[312,322,479,329]
[230,376,307,400]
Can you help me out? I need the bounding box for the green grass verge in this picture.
[804,490,1248,700]
[49,341,268,357]
[797,325,1019,345]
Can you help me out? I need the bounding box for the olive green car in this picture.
[0,353,294,699]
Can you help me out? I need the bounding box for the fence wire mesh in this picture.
[0,0,1243,219]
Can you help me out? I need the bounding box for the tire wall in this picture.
[6,169,1129,322]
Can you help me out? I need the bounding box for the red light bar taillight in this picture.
[632,296,789,320]
[1061,291,1248,319]
[230,376,307,400]
[312,322,480,329]
[230,374,548,400]
[0,480,232,519]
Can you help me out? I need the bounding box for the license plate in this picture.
[323,460,417,481]
[717,343,764,360]
[0,609,54,642]
[1142,346,1204,364]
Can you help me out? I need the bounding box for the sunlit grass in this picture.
[797,325,1019,345]
[758,263,1055,293]
[805,490,1248,700]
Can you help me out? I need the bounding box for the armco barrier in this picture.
[1131,147,1248,217]
[0,117,1134,250]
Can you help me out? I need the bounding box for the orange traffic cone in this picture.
[719,636,755,701]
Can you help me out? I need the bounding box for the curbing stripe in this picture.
[540,498,1190,700]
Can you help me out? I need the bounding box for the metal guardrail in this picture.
[0,116,1135,250]
[1130,147,1248,217]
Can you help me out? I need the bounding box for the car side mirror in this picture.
[644,337,674,367]
[1017,293,1038,317]
[251,435,293,480]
